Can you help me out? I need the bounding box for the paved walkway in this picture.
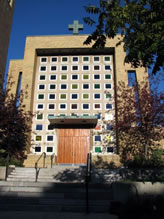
[0,212,117,219]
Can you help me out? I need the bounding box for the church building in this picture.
[8,21,147,167]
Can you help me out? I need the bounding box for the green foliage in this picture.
[84,0,164,74]
[125,152,164,168]
[0,157,24,167]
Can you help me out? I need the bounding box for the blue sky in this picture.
[5,0,95,79]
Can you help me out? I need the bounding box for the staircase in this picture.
[0,166,119,215]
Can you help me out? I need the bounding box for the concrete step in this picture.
[0,212,117,219]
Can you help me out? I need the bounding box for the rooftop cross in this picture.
[68,20,83,35]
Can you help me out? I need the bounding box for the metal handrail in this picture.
[50,153,55,168]
[86,152,92,213]
[34,152,46,182]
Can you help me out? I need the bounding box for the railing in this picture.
[85,152,92,213]
[34,152,46,182]
[50,153,55,168]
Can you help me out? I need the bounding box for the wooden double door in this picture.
[57,129,90,165]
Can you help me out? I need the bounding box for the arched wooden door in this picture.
[57,129,90,165]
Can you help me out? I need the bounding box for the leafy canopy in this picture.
[84,0,164,74]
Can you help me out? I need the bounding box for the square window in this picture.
[49,84,56,90]
[94,84,100,89]
[83,56,89,62]
[94,146,102,153]
[36,135,42,141]
[105,93,112,99]
[71,104,78,109]
[50,66,57,71]
[37,104,44,109]
[49,94,55,99]
[61,66,68,71]
[47,124,54,130]
[104,56,110,62]
[35,147,41,152]
[107,146,114,153]
[105,113,113,120]
[105,84,112,89]
[94,94,100,99]
[38,94,44,100]
[95,124,101,130]
[72,57,79,62]
[47,147,53,153]
[40,66,46,71]
[50,75,57,80]
[71,94,78,99]
[36,124,43,131]
[60,84,67,90]
[106,103,112,109]
[72,65,79,71]
[106,124,112,131]
[61,75,67,80]
[93,56,100,62]
[83,94,89,99]
[39,84,45,90]
[95,135,101,141]
[47,135,54,141]
[94,103,101,109]
[72,84,78,89]
[62,57,68,62]
[40,57,47,63]
[94,74,100,80]
[83,74,89,80]
[39,75,46,80]
[60,94,67,99]
[72,74,78,80]
[83,84,89,89]
[95,113,101,119]
[83,65,89,71]
[83,104,89,109]
[60,104,66,109]
[105,65,111,70]
[51,57,58,62]
[37,114,43,120]
[94,65,100,71]
[48,104,55,109]
[105,74,111,80]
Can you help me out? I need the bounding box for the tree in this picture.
[0,79,33,162]
[84,0,164,74]
[113,74,164,163]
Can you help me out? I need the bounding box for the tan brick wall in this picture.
[92,154,121,168]
[0,0,15,90]
[23,154,56,168]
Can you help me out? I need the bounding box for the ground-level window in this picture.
[35,146,41,153]
[94,146,102,153]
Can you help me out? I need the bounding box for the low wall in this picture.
[0,166,15,180]
[23,155,56,168]
[0,167,6,180]
[92,154,121,168]
[112,181,164,203]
